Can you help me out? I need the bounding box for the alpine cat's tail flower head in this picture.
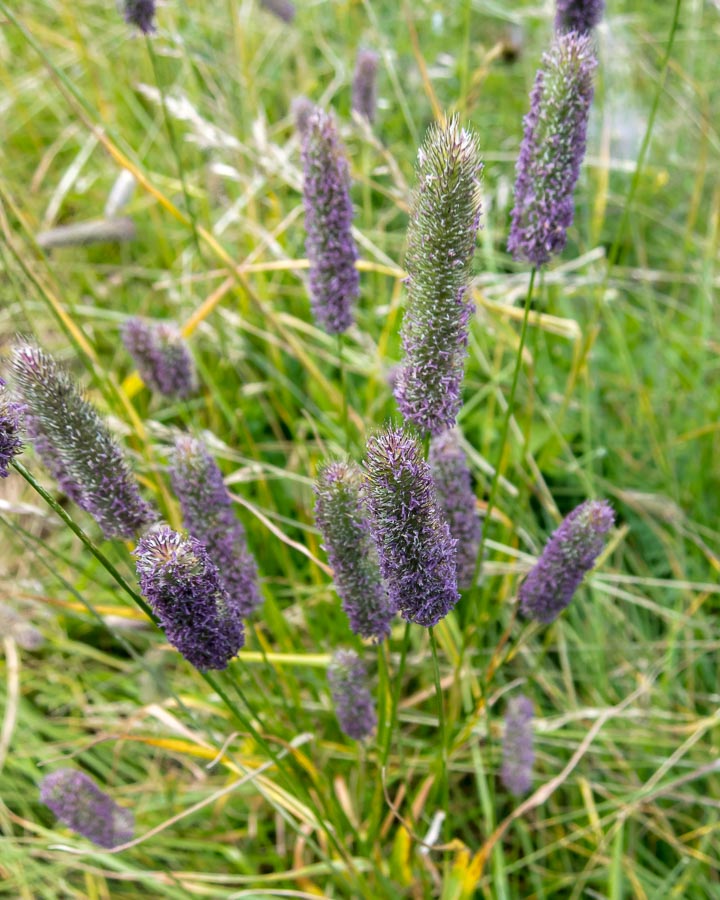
[301,108,359,335]
[394,115,483,435]
[328,649,376,740]
[40,769,134,849]
[519,499,614,623]
[259,0,296,23]
[555,0,605,35]
[0,378,24,478]
[429,429,481,590]
[363,427,459,627]
[122,318,196,400]
[501,695,535,797]
[315,459,393,642]
[123,0,156,33]
[135,527,245,671]
[10,344,156,539]
[169,436,262,619]
[508,32,597,267]
[352,49,380,124]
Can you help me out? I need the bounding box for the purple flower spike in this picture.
[315,460,394,642]
[363,427,459,628]
[501,695,534,797]
[301,109,360,335]
[259,0,296,23]
[122,318,196,400]
[429,429,481,590]
[11,344,156,540]
[394,115,483,436]
[135,527,245,671]
[292,96,316,139]
[328,649,376,740]
[0,380,24,477]
[508,32,597,267]
[169,436,262,619]
[519,500,615,624]
[555,0,605,35]
[40,769,134,849]
[123,0,156,33]
[352,49,379,124]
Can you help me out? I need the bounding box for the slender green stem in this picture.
[473,267,537,588]
[11,460,152,618]
[337,332,350,453]
[146,37,206,266]
[429,627,449,844]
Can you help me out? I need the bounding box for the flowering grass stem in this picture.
[473,267,537,593]
[429,627,449,846]
[337,332,350,453]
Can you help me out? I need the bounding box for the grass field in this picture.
[1,0,718,896]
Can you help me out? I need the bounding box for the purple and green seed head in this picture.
[328,649,376,740]
[501,694,535,796]
[122,318,196,400]
[555,0,605,35]
[0,378,24,477]
[519,499,614,623]
[394,115,483,435]
[363,427,459,628]
[10,344,156,539]
[123,0,156,33]
[314,459,394,642]
[508,32,597,267]
[135,526,245,671]
[301,108,360,335]
[429,429,481,590]
[169,436,262,619]
[352,49,379,124]
[40,769,134,849]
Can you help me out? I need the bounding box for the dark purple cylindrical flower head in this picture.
[394,115,483,435]
[10,344,156,540]
[134,527,245,671]
[122,318,196,400]
[500,694,534,797]
[314,460,394,642]
[429,429,481,590]
[0,379,24,477]
[328,649,376,740]
[555,0,605,35]
[124,0,156,33]
[508,32,597,267]
[363,427,459,628]
[40,768,134,849]
[301,108,360,335]
[352,49,379,124]
[259,0,296,23]
[169,436,262,619]
[519,499,614,623]
[292,96,316,139]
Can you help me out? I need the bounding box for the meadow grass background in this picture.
[0,0,719,896]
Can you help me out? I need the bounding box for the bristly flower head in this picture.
[555,0,605,35]
[169,436,262,619]
[259,0,296,23]
[40,769,134,849]
[328,649,376,740]
[363,427,459,627]
[135,527,245,671]
[500,694,535,797]
[508,32,597,267]
[11,344,156,540]
[123,0,156,33]
[314,460,393,642]
[519,500,614,624]
[122,318,196,400]
[301,108,360,334]
[394,115,483,436]
[352,49,379,124]
[292,96,316,139]
[0,378,24,478]
[429,429,481,590]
